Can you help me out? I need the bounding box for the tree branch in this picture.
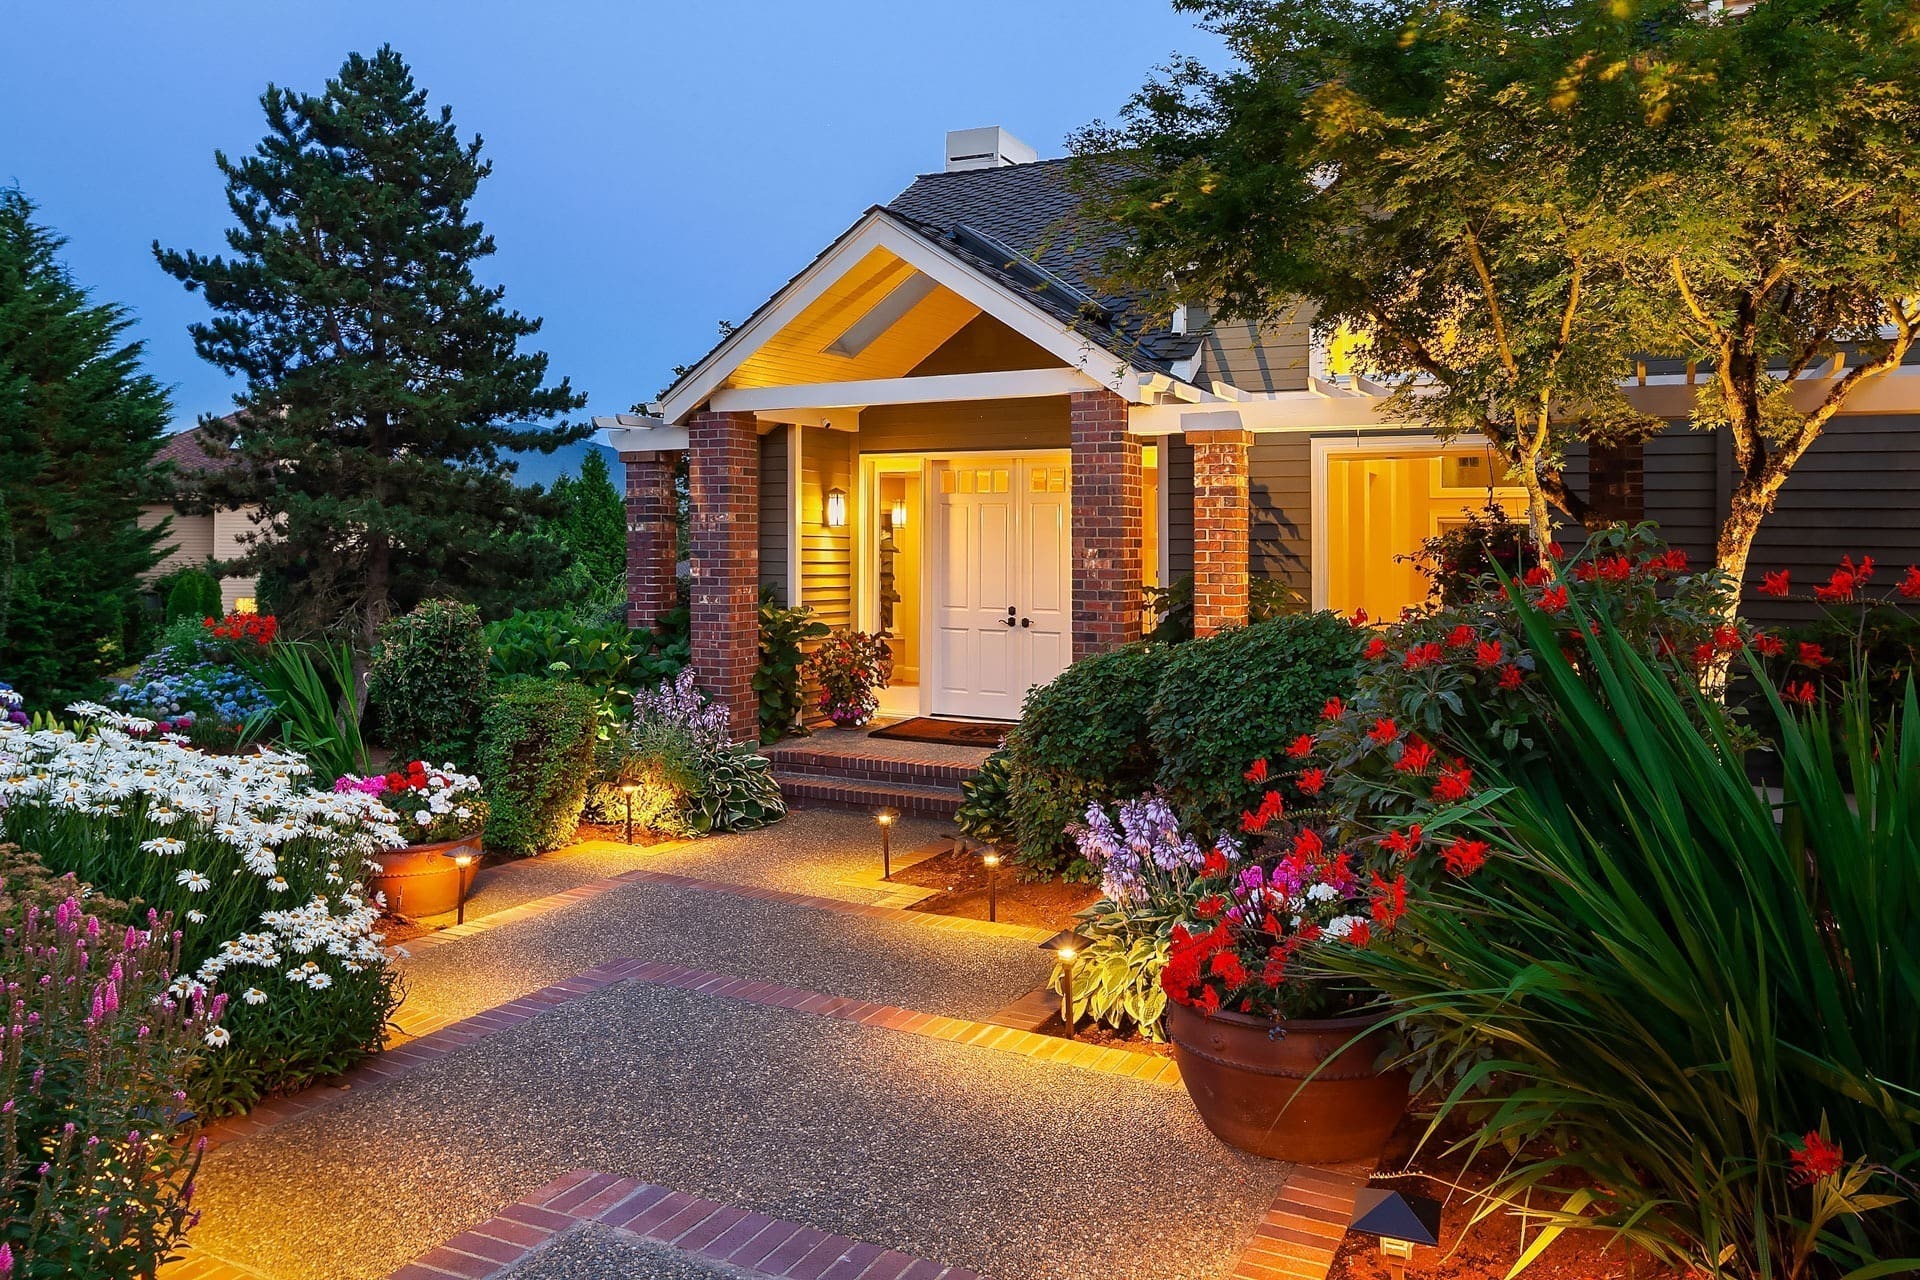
[1463,224,1519,380]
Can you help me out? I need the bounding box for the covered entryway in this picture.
[927,453,1072,719]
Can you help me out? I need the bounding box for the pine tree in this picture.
[155,46,588,676]
[0,187,170,704]
[548,448,627,591]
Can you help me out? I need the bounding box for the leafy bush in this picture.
[163,566,222,624]
[1144,572,1303,642]
[614,671,786,837]
[1321,605,1920,1278]
[955,748,1014,847]
[369,599,490,767]
[240,639,370,784]
[1410,503,1538,608]
[1,859,214,1279]
[475,678,598,856]
[0,715,400,1115]
[998,645,1163,877]
[757,587,828,742]
[802,629,893,727]
[683,747,786,835]
[485,608,681,742]
[1147,611,1360,830]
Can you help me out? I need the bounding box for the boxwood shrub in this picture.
[1148,611,1361,829]
[368,599,490,768]
[476,677,598,857]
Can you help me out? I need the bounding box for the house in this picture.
[139,423,264,612]
[602,126,1920,736]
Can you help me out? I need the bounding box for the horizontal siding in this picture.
[141,506,214,575]
[798,427,853,631]
[856,396,1069,454]
[759,427,790,603]
[1196,311,1312,394]
[1249,435,1312,596]
[1165,438,1194,578]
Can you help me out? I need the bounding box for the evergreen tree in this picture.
[548,448,627,593]
[0,187,170,704]
[155,46,588,678]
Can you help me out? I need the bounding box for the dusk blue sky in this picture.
[1,2,1226,439]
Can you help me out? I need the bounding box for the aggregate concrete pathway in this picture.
[188,983,1289,1280]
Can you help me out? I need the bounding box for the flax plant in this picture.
[1323,596,1920,1278]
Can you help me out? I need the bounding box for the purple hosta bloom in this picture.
[1073,792,1233,907]
[632,669,732,752]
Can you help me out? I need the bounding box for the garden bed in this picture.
[1033,1011,1171,1056]
[1327,1146,1687,1280]
[895,847,1100,929]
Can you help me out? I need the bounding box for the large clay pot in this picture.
[366,833,481,918]
[1165,1001,1409,1163]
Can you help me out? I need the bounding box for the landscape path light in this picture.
[620,782,639,845]
[874,808,899,880]
[444,848,478,926]
[1039,929,1090,1039]
[1348,1187,1442,1280]
[981,847,1001,922]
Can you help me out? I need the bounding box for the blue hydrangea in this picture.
[109,662,273,728]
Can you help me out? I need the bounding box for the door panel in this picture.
[1020,461,1073,693]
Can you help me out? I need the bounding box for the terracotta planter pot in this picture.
[366,833,481,918]
[1165,1001,1409,1163]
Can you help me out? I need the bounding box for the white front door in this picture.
[929,456,1074,720]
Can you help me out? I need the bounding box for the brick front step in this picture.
[761,743,982,789]
[772,771,963,821]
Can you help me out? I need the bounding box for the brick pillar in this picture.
[688,411,760,741]
[1186,427,1253,636]
[1069,388,1143,659]
[620,449,681,631]
[1587,440,1645,525]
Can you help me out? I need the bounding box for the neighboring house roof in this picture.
[153,421,237,480]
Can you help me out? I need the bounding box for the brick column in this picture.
[688,411,760,741]
[1186,427,1254,637]
[1069,388,1143,660]
[620,449,681,631]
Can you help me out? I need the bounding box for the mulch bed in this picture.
[1328,1139,1687,1280]
[573,821,674,846]
[895,847,1102,929]
[1033,1011,1173,1056]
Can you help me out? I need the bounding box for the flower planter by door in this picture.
[1165,1002,1409,1163]
[366,833,480,918]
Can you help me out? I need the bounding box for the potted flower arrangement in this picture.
[336,760,487,917]
[802,629,894,728]
[1073,790,1409,1164]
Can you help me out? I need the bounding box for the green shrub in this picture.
[476,677,598,856]
[163,566,222,624]
[955,748,1014,846]
[999,645,1163,877]
[1323,610,1920,1278]
[684,748,786,835]
[1148,611,1360,829]
[485,607,682,741]
[756,587,828,742]
[617,670,786,837]
[1,852,209,1279]
[368,599,489,767]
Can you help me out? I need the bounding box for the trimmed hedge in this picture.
[476,677,598,857]
[368,600,490,768]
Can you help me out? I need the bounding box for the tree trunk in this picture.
[355,533,392,716]
[1702,475,1778,694]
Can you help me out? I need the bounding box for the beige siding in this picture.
[759,427,791,604]
[141,506,215,576]
[798,427,854,630]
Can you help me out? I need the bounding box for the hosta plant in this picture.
[1,865,219,1279]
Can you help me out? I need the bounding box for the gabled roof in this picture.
[651,157,1201,423]
[154,422,234,478]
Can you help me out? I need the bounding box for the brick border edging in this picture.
[385,1168,982,1280]
[1229,1164,1371,1280]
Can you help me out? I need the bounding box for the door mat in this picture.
[867,717,1010,748]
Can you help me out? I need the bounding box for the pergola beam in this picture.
[708,367,1103,414]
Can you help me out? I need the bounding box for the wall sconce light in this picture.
[1348,1188,1442,1280]
[890,497,908,529]
[1039,929,1091,1038]
[825,487,848,529]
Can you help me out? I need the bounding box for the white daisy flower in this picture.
[204,1026,231,1048]
[176,869,212,893]
[243,988,267,1005]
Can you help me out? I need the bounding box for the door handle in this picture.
[1020,618,1031,628]
[1003,606,1017,627]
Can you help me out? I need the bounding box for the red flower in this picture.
[1291,828,1325,861]
[1712,625,1742,653]
[1380,825,1423,857]
[1656,548,1688,573]
[1209,949,1247,986]
[1367,718,1400,745]
[1395,739,1436,773]
[1813,556,1872,603]
[1402,642,1445,670]
[1498,663,1525,691]
[1201,848,1230,876]
[1446,624,1475,648]
[1791,1132,1845,1184]
[1297,767,1326,796]
[1350,607,1370,626]
[1523,565,1554,588]
[1195,894,1226,920]
[1364,637,1389,661]
[1343,920,1373,949]
[1546,541,1566,560]
[1321,697,1345,721]
[1796,642,1831,669]
[1759,569,1792,598]
[1285,734,1314,759]
[1900,566,1920,600]
[1692,643,1716,666]
[1538,585,1570,613]
[1243,758,1269,784]
[1784,681,1818,706]
[1751,632,1785,657]
[1432,762,1473,803]
[1240,788,1286,834]
[1368,872,1408,930]
[1475,639,1505,668]
[1442,836,1490,876]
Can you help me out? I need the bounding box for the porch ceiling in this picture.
[725,248,983,391]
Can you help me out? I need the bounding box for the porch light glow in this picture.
[825,487,848,528]
[444,849,478,925]
[890,497,908,528]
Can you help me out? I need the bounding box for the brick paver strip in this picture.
[378,1168,980,1280]
[1227,1164,1371,1280]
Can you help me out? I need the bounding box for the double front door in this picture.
[929,455,1072,720]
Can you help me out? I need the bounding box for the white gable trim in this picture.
[658,210,1156,424]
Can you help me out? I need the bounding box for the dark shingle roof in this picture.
[884,158,1202,373]
[153,422,234,478]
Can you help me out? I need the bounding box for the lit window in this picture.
[233,597,259,615]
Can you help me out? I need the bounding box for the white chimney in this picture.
[944,126,1037,172]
